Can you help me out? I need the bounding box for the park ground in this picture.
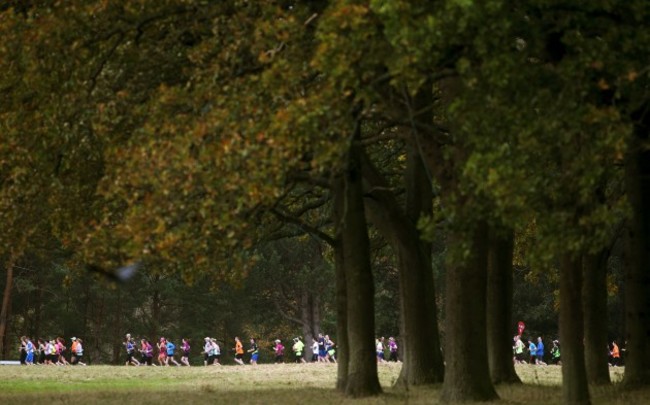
[0,363,645,404]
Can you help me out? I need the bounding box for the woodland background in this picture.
[1,1,648,403]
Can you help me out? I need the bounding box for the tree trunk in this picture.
[113,289,122,365]
[150,278,161,343]
[401,137,445,386]
[332,176,349,393]
[301,289,320,360]
[341,135,381,398]
[487,228,521,384]
[0,259,15,360]
[395,244,445,386]
[623,122,650,387]
[360,144,444,386]
[440,221,498,402]
[33,271,43,348]
[582,250,610,385]
[560,254,591,404]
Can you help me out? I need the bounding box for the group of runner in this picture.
[123,334,190,367]
[121,334,338,366]
[512,335,623,367]
[513,335,560,365]
[18,336,86,366]
[375,337,399,363]
[18,332,402,366]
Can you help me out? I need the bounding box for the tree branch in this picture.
[286,171,331,189]
[270,208,335,246]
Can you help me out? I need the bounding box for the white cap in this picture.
[71,337,76,341]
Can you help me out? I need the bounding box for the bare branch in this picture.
[270,208,335,246]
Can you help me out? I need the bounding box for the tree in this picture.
[487,228,521,384]
[335,127,381,397]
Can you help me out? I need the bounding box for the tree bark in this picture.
[440,221,499,402]
[0,259,16,360]
[401,137,445,386]
[487,227,521,384]
[361,145,444,386]
[113,289,122,365]
[623,122,650,387]
[582,250,610,385]
[560,254,591,404]
[33,271,43,348]
[301,289,321,360]
[340,135,381,398]
[332,176,349,393]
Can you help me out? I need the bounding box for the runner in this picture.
[180,338,191,366]
[317,333,327,363]
[610,340,620,367]
[292,337,306,364]
[140,338,154,366]
[513,335,526,364]
[19,336,27,365]
[311,338,319,362]
[157,337,168,366]
[166,339,181,366]
[233,337,245,365]
[70,337,78,365]
[376,337,387,363]
[46,339,57,365]
[247,338,259,365]
[124,334,140,366]
[203,337,212,366]
[528,339,537,365]
[37,339,46,364]
[550,340,561,365]
[388,337,399,362]
[25,337,35,365]
[57,337,69,366]
[273,339,284,363]
[74,338,87,366]
[325,335,336,363]
[210,338,221,365]
[536,337,546,365]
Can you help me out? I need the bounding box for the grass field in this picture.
[0,363,643,404]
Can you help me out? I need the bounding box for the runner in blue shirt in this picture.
[528,339,537,364]
[536,337,546,365]
[25,337,35,365]
[166,340,181,366]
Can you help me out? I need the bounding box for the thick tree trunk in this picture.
[332,176,349,392]
[560,254,591,405]
[395,245,444,386]
[0,259,16,360]
[341,137,381,398]
[440,222,498,402]
[401,139,444,386]
[360,144,444,386]
[623,123,650,387]
[582,251,610,385]
[487,228,521,384]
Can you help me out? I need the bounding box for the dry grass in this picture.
[0,362,646,404]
